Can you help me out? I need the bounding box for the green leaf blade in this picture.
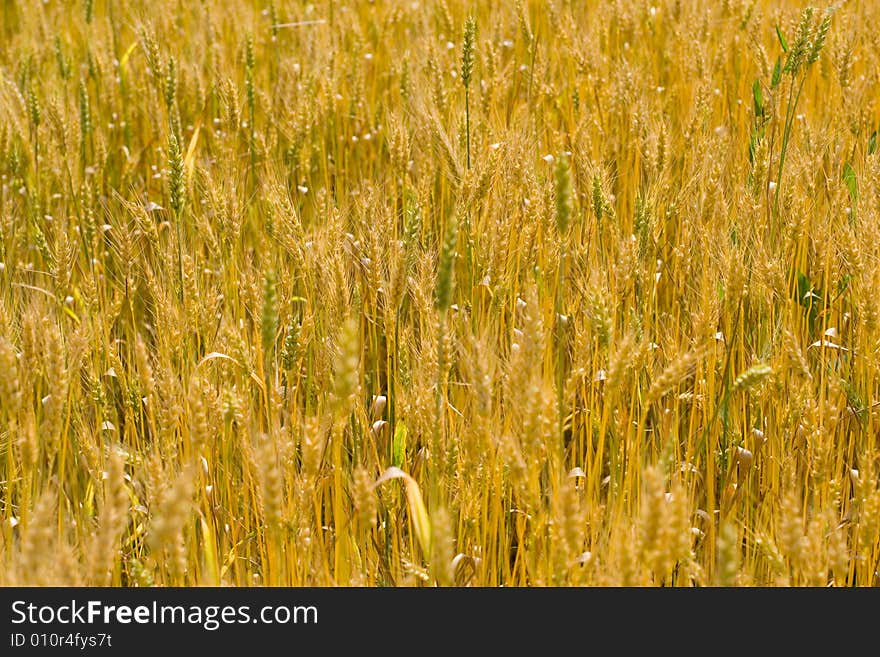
[843,161,858,202]
[776,25,789,52]
[771,57,782,88]
[752,79,764,117]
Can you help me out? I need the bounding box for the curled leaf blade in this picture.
[375,467,431,554]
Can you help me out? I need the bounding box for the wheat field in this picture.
[0,0,878,587]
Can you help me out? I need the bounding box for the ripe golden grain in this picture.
[0,0,877,587]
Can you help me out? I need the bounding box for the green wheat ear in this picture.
[261,269,278,364]
[26,83,41,129]
[461,17,476,89]
[807,10,832,66]
[461,16,476,170]
[78,80,91,139]
[732,363,772,393]
[281,319,301,373]
[164,55,177,109]
[168,130,186,304]
[783,8,812,75]
[555,153,573,237]
[168,132,185,215]
[436,215,458,312]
